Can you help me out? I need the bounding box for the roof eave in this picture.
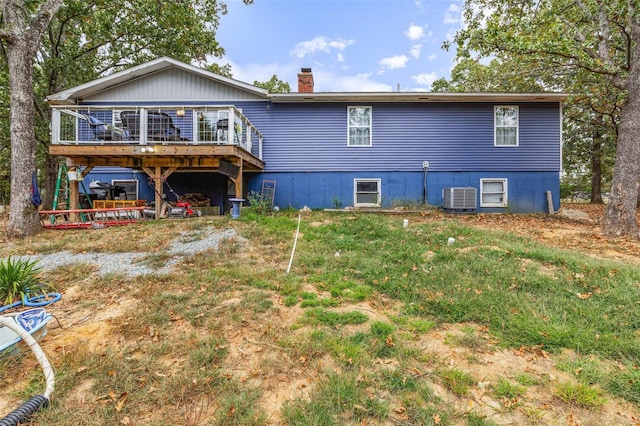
[47,57,268,105]
[268,92,569,103]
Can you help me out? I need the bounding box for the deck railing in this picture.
[50,106,263,160]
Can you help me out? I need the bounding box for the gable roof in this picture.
[47,56,269,105]
[47,56,567,106]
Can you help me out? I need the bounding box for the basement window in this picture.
[480,179,507,207]
[354,179,381,207]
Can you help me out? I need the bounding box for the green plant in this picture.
[246,190,274,215]
[515,373,537,386]
[466,412,499,426]
[302,308,368,327]
[370,321,395,338]
[190,336,228,367]
[331,196,342,209]
[555,381,607,409]
[0,257,52,305]
[494,378,525,399]
[439,368,475,396]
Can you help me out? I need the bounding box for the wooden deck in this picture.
[48,143,264,171]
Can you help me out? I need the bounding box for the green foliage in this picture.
[439,368,475,396]
[515,373,537,386]
[466,412,499,426]
[494,378,526,399]
[380,369,418,391]
[370,321,395,338]
[253,75,291,93]
[246,190,275,215]
[0,257,52,305]
[282,373,380,424]
[302,308,368,327]
[190,336,228,367]
[605,367,640,405]
[555,381,607,409]
[3,0,254,207]
[215,387,268,425]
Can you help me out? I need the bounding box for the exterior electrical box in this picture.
[443,187,477,212]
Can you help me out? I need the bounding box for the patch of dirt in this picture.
[431,203,640,265]
[417,324,640,425]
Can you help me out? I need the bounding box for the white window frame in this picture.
[111,179,138,200]
[347,106,372,147]
[494,106,519,147]
[480,178,508,208]
[354,178,381,207]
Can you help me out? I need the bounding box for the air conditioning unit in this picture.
[443,187,477,212]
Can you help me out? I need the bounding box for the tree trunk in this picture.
[602,89,640,238]
[5,40,41,238]
[589,127,603,204]
[2,0,64,238]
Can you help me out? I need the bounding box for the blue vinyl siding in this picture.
[247,171,560,213]
[242,102,561,173]
[80,100,562,214]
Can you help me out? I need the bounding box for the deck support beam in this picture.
[69,178,79,222]
[142,166,178,219]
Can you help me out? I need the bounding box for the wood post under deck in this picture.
[141,166,177,219]
[230,158,243,199]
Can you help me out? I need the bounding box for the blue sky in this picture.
[215,0,465,92]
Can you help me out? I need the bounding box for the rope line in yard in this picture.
[287,214,302,274]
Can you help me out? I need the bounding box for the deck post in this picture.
[154,166,163,219]
[235,159,243,198]
[142,166,178,219]
[69,178,80,222]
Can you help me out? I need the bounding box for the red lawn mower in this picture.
[149,178,202,219]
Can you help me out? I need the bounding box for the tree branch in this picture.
[29,0,64,39]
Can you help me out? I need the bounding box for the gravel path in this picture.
[10,228,246,277]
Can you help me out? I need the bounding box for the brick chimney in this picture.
[297,68,314,93]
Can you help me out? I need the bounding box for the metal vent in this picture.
[443,187,477,212]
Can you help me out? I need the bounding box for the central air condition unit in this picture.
[443,187,477,212]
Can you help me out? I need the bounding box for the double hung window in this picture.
[348,106,372,146]
[494,106,518,146]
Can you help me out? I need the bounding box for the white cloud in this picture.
[412,72,439,89]
[337,53,344,63]
[405,24,426,41]
[289,36,355,58]
[428,53,437,61]
[444,3,461,25]
[410,44,423,59]
[215,58,297,86]
[379,55,409,70]
[334,74,392,92]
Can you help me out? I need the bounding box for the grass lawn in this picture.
[1,208,639,425]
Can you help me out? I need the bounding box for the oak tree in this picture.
[451,0,640,237]
[1,0,64,238]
